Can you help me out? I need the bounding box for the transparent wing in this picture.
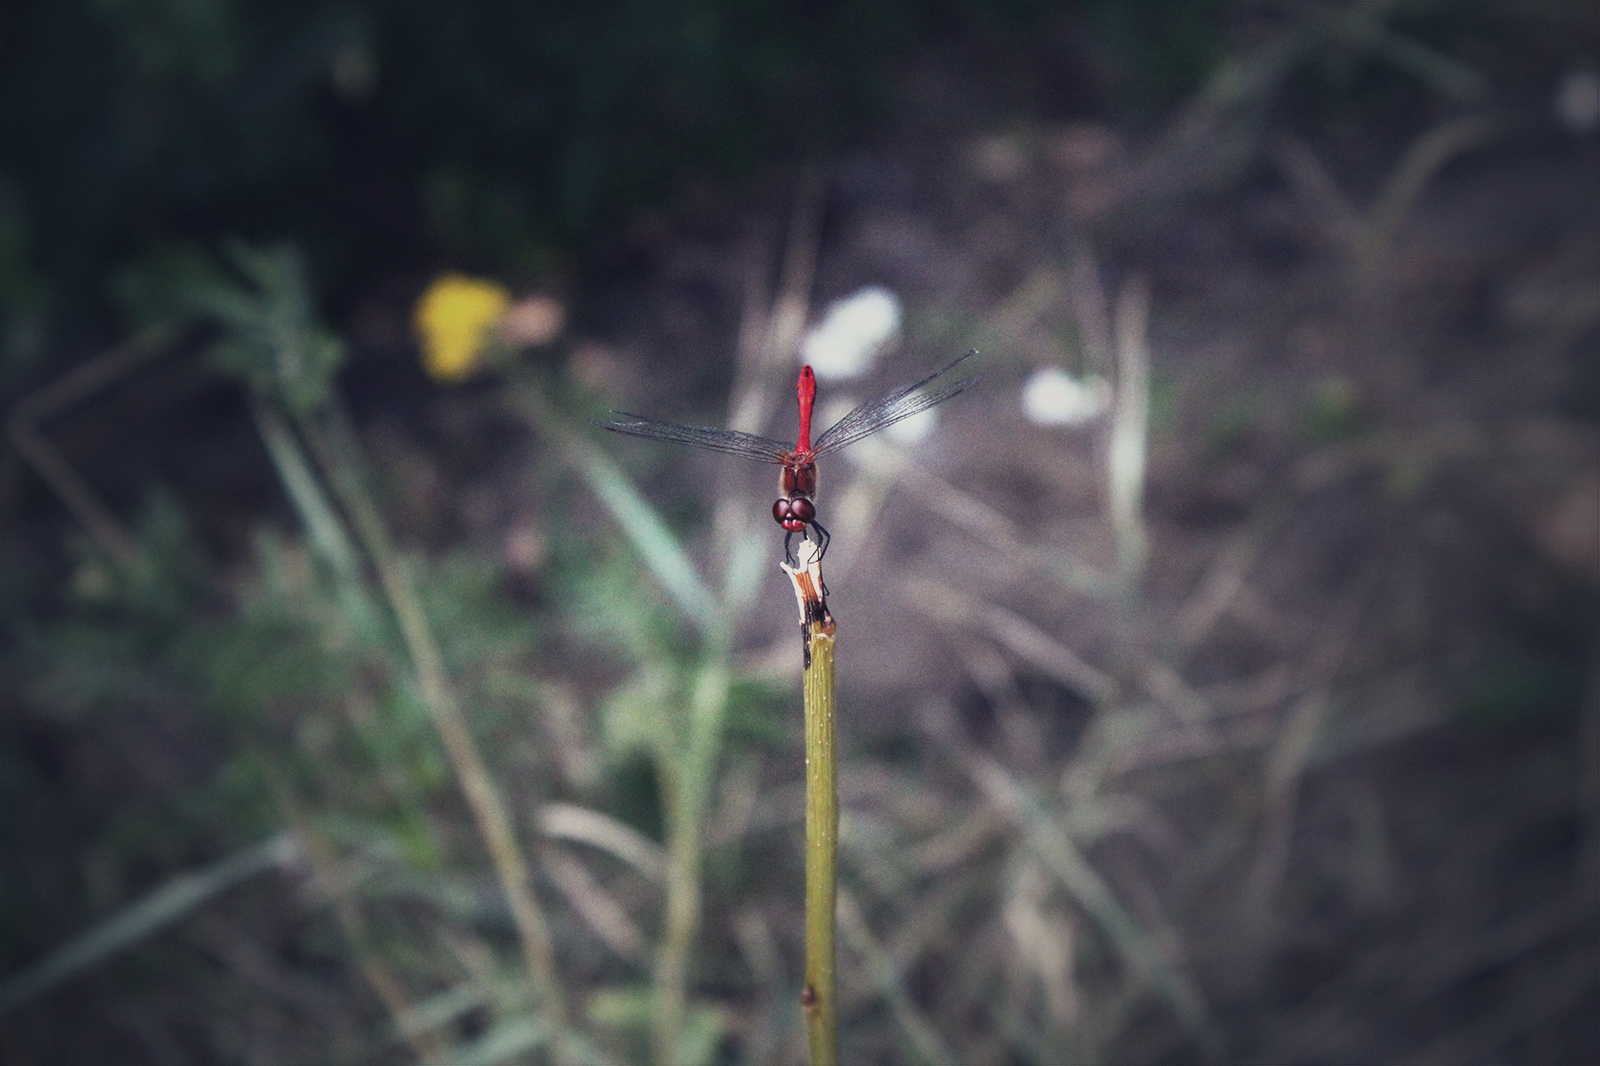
[810,350,979,457]
[595,413,794,465]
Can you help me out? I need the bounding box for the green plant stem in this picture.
[653,655,731,1066]
[653,812,700,1066]
[802,619,839,1066]
[267,773,447,1065]
[299,405,571,1040]
[245,396,389,644]
[512,372,734,1063]
[0,833,297,1014]
[782,540,838,1064]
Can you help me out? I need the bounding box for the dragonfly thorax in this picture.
[780,459,819,501]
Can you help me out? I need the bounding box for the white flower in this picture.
[1021,368,1110,426]
[1555,69,1600,135]
[801,286,902,380]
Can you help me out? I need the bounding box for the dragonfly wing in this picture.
[597,413,794,464]
[811,349,979,456]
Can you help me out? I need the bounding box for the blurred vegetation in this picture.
[3,1,1596,1063]
[1,0,1129,382]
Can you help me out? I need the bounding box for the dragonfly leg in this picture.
[809,521,832,597]
[809,519,831,562]
[783,529,797,567]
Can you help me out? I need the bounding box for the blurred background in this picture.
[2,1,1597,1062]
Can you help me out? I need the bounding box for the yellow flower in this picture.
[413,274,511,382]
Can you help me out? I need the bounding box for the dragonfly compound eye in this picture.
[789,497,816,524]
[773,499,810,531]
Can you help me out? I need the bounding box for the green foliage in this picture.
[14,480,542,825]
[10,5,1583,1058]
[599,662,681,761]
[1298,375,1366,444]
[725,674,791,748]
[23,491,211,719]
[0,176,48,381]
[1203,392,1265,459]
[191,243,346,416]
[1458,650,1585,729]
[1286,0,1547,125]
[111,242,224,333]
[1083,0,1225,114]
[588,985,726,1065]
[418,551,539,677]
[602,752,667,847]
[556,534,693,668]
[0,0,1064,356]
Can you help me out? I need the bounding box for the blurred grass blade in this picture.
[5,326,178,564]
[654,656,734,1065]
[575,442,720,629]
[447,1016,549,1065]
[1323,5,1492,103]
[716,512,770,620]
[247,395,364,584]
[538,802,668,882]
[1108,277,1150,586]
[1358,114,1502,278]
[301,406,571,1038]
[391,980,487,1043]
[514,378,720,634]
[908,580,1114,705]
[0,833,298,1013]
[961,754,1222,1055]
[837,889,954,1066]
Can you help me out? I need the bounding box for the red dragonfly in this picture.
[597,350,978,561]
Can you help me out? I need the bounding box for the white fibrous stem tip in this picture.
[781,539,831,630]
